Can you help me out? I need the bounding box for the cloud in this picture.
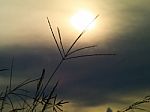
[0,30,150,106]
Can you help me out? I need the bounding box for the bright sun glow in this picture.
[70,10,96,31]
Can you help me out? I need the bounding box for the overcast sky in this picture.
[0,0,150,112]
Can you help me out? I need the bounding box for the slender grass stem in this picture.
[40,59,64,96]
[67,45,97,56]
[7,95,14,110]
[66,53,116,60]
[57,27,65,56]
[41,82,58,112]
[47,17,64,59]
[65,15,99,56]
[9,57,14,91]
[31,59,64,111]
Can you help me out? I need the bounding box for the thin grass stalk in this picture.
[67,45,97,56]
[30,60,64,111]
[31,69,46,111]
[65,15,99,56]
[9,57,14,91]
[47,17,64,59]
[57,27,65,56]
[41,81,59,112]
[36,69,45,93]
[29,60,64,111]
[38,59,64,103]
[34,69,45,101]
[7,95,14,111]
[66,53,116,60]
[11,78,39,93]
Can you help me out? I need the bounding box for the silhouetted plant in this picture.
[0,15,115,112]
[118,96,150,112]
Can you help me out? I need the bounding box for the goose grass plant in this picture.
[0,15,115,112]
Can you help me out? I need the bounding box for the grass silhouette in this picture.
[118,96,150,112]
[0,15,115,112]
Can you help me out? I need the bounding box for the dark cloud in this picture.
[0,25,150,106]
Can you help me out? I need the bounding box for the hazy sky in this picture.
[0,0,150,112]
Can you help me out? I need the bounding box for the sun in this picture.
[70,10,96,31]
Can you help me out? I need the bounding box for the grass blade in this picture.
[35,69,45,96]
[66,15,99,55]
[7,95,14,111]
[67,45,97,56]
[9,57,14,91]
[57,27,65,56]
[47,17,64,59]
[42,81,59,112]
[66,53,116,60]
